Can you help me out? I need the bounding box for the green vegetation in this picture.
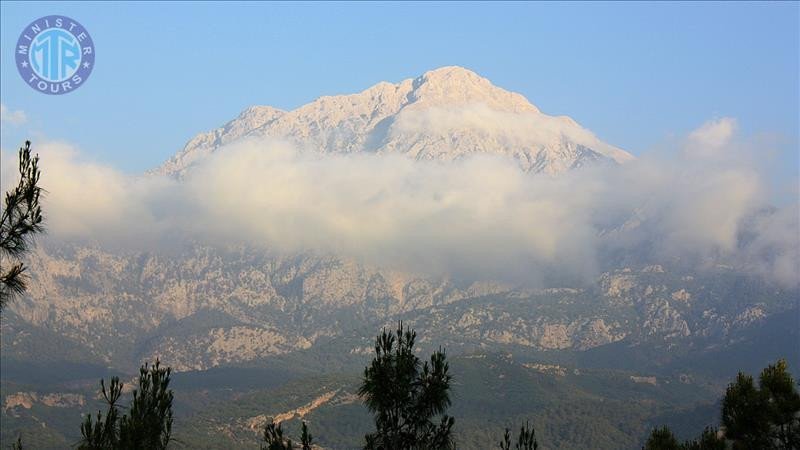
[646,358,799,450]
[0,141,44,311]
[78,360,173,450]
[259,420,291,450]
[359,323,455,449]
[499,421,538,450]
[723,359,800,449]
[259,419,311,450]
[642,426,725,450]
[300,421,313,450]
[682,427,726,450]
[644,426,682,449]
[3,321,798,449]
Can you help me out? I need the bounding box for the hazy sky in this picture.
[1,1,798,178]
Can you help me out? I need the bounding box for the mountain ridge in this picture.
[154,66,633,176]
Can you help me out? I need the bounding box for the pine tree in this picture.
[261,419,292,450]
[79,377,123,449]
[499,421,538,450]
[719,359,800,449]
[78,360,173,450]
[359,323,455,450]
[722,372,772,449]
[301,420,313,450]
[118,360,174,449]
[758,359,800,448]
[0,141,44,311]
[681,427,725,450]
[648,359,799,450]
[643,426,681,450]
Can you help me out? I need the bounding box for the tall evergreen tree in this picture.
[649,359,799,450]
[681,427,725,450]
[261,420,292,450]
[643,426,681,450]
[758,359,800,448]
[119,360,174,449]
[643,426,725,450]
[301,421,313,450]
[0,141,44,311]
[359,323,455,450]
[79,377,123,449]
[257,419,313,449]
[78,360,173,450]
[722,372,772,449]
[499,421,538,450]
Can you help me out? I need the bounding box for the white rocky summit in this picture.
[155,66,633,176]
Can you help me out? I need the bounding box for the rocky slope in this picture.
[2,240,794,373]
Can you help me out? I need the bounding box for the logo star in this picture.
[20,60,28,68]
[82,61,91,69]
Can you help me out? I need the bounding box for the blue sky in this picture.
[1,1,798,179]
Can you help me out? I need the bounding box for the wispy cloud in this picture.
[0,104,27,126]
[685,117,737,158]
[2,117,797,287]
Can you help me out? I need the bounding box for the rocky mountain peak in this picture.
[409,66,539,113]
[154,66,633,176]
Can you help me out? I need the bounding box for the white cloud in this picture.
[685,117,737,158]
[3,118,797,287]
[1,142,179,246]
[183,141,600,280]
[0,104,27,126]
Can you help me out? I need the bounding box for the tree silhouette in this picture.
[723,359,800,449]
[119,360,174,449]
[301,421,313,450]
[722,372,772,449]
[648,359,798,450]
[681,427,725,450]
[758,359,800,448]
[261,419,292,450]
[359,323,455,450]
[0,141,44,311]
[80,377,124,449]
[257,419,313,449]
[78,360,173,450]
[643,425,726,450]
[643,426,681,450]
[499,421,538,450]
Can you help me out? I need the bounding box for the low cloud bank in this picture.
[2,118,797,286]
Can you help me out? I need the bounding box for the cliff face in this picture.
[3,240,794,372]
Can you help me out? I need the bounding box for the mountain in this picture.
[3,240,796,449]
[155,66,632,176]
[2,67,796,449]
[4,244,795,372]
